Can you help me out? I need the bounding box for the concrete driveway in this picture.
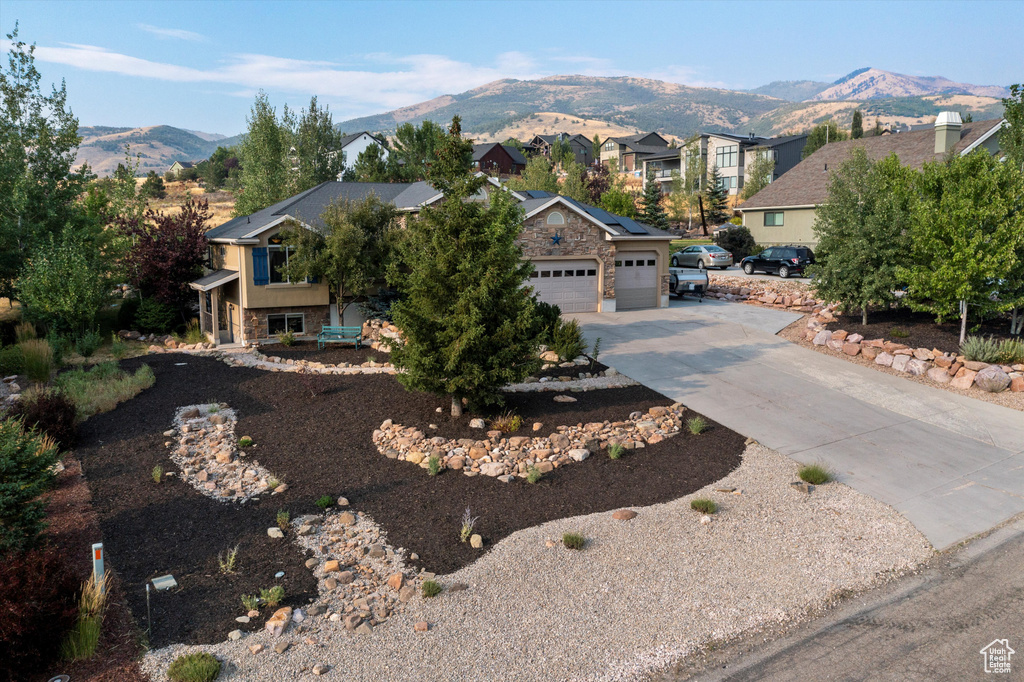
[574,300,1024,550]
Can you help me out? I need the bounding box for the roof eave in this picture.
[737,204,817,212]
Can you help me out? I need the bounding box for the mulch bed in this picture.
[824,307,1020,356]
[75,353,743,650]
[259,341,379,365]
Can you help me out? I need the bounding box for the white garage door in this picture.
[616,252,658,310]
[529,260,599,313]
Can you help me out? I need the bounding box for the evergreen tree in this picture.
[234,91,290,216]
[293,96,344,193]
[802,120,849,158]
[351,144,391,182]
[388,117,539,416]
[703,165,729,227]
[638,166,669,229]
[872,118,883,136]
[809,149,914,325]
[851,110,864,139]
[140,170,166,199]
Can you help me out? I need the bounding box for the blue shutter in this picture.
[309,274,319,284]
[252,247,269,285]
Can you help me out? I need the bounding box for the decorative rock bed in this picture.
[1,375,21,406]
[167,403,282,502]
[373,403,688,479]
[705,275,832,313]
[803,313,1024,394]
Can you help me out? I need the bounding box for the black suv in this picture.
[740,246,815,278]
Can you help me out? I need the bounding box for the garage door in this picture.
[616,252,658,310]
[529,260,599,313]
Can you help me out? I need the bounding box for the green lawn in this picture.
[670,239,713,251]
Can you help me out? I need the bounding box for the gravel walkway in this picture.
[141,444,931,682]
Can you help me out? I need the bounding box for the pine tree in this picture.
[851,110,864,139]
[639,166,669,229]
[234,91,290,216]
[388,117,540,416]
[703,165,729,227]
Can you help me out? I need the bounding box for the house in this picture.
[337,132,389,174]
[168,160,199,178]
[527,133,594,166]
[190,178,674,345]
[738,113,1006,247]
[641,133,808,197]
[472,143,528,175]
[599,132,670,172]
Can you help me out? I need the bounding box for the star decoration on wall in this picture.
[551,232,562,245]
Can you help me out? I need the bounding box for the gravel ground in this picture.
[505,373,640,392]
[777,316,1024,412]
[141,444,931,682]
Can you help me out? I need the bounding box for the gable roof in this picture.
[516,191,671,239]
[172,160,195,169]
[739,119,1004,211]
[471,143,528,166]
[339,131,385,148]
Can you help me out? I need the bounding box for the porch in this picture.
[189,269,243,347]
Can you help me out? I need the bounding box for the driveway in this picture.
[574,300,1024,550]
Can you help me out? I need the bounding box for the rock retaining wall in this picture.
[705,275,831,313]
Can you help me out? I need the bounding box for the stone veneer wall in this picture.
[517,205,616,300]
[244,305,331,341]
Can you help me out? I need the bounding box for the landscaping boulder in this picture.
[891,355,911,372]
[812,330,832,346]
[963,360,990,372]
[480,462,505,477]
[927,367,952,384]
[874,352,894,367]
[1010,376,1024,392]
[567,448,590,462]
[950,369,978,390]
[905,359,930,376]
[974,365,1011,393]
[842,342,861,356]
[265,607,292,636]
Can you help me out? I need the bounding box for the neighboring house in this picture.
[472,143,528,175]
[190,177,674,345]
[641,133,808,196]
[337,132,389,174]
[599,132,670,172]
[528,133,595,166]
[738,112,1005,246]
[168,160,198,177]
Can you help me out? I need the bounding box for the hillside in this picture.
[76,125,242,176]
[811,67,1010,102]
[747,80,831,102]
[337,75,785,138]
[470,112,662,145]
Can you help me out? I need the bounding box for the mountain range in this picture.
[75,68,1009,176]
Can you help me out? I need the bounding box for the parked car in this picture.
[740,246,816,278]
[670,244,733,270]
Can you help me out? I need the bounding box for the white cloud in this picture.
[137,24,206,42]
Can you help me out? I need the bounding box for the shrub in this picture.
[315,494,334,510]
[54,363,155,420]
[534,300,562,342]
[997,338,1024,364]
[275,509,290,529]
[218,545,239,574]
[427,455,441,476]
[460,507,478,543]
[489,410,523,433]
[889,327,910,339]
[960,335,1001,363]
[421,580,442,598]
[167,652,222,682]
[8,391,78,450]
[798,463,833,485]
[75,329,103,358]
[590,337,602,368]
[260,585,284,607]
[0,419,61,552]
[20,338,53,383]
[526,465,542,483]
[116,297,140,330]
[241,594,260,611]
[268,477,281,491]
[0,344,23,375]
[562,532,586,550]
[110,332,128,359]
[714,225,758,261]
[183,319,206,345]
[690,498,718,514]
[238,436,253,448]
[14,321,36,344]
[60,574,108,662]
[550,318,587,361]
[47,331,71,367]
[686,416,709,435]
[152,465,163,483]
[0,547,79,676]
[607,443,625,460]
[278,330,296,347]
[135,297,177,334]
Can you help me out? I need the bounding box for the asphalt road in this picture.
[657,514,1024,681]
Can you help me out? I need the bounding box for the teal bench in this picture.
[317,325,362,350]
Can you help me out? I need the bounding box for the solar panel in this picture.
[615,217,651,235]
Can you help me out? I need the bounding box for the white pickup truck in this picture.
[669,267,709,301]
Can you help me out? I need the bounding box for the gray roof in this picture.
[471,143,528,166]
[190,268,239,291]
[518,191,671,238]
[339,131,385,147]
[392,181,443,209]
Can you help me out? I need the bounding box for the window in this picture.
[564,270,574,277]
[587,269,596,276]
[715,144,738,168]
[764,211,785,226]
[553,270,562,277]
[529,271,538,279]
[546,211,565,225]
[615,260,622,267]
[624,260,634,266]
[604,141,616,151]
[267,313,304,335]
[717,175,737,190]
[268,245,296,284]
[576,269,585,276]
[647,259,656,266]
[540,270,551,278]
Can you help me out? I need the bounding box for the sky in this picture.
[3,0,1021,135]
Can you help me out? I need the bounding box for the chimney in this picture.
[934,111,963,154]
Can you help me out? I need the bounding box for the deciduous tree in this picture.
[292,96,344,193]
[740,150,775,200]
[506,155,559,193]
[1001,83,1024,174]
[234,91,290,215]
[16,235,108,333]
[802,119,849,158]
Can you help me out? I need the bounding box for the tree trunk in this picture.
[862,307,868,326]
[450,396,462,417]
[698,195,708,237]
[959,299,968,346]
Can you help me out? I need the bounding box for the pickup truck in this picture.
[669,267,709,301]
